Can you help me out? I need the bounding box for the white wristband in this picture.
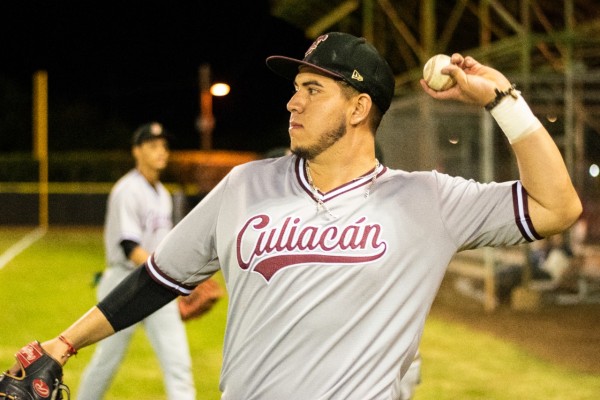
[490,94,542,144]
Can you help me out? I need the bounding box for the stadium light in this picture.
[198,64,230,150]
[210,83,230,97]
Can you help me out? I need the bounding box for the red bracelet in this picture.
[58,335,78,356]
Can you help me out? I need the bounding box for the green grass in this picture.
[0,227,226,399]
[415,318,600,399]
[1,227,599,399]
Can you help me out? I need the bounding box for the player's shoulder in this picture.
[384,167,467,183]
[379,168,472,196]
[380,167,440,184]
[228,154,295,178]
[386,168,516,196]
[110,169,144,195]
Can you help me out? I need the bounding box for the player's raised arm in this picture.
[420,53,582,237]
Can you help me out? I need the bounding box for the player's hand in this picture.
[0,341,70,400]
[420,53,512,107]
[6,362,20,375]
[5,338,70,375]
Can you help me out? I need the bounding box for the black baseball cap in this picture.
[132,122,169,146]
[266,32,395,113]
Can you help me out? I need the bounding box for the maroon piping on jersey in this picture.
[512,181,542,242]
[295,156,387,203]
[145,254,195,296]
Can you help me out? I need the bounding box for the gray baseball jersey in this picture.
[105,169,173,269]
[148,155,538,399]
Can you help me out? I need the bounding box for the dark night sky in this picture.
[0,1,311,152]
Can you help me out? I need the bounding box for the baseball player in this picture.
[76,122,196,400]
[2,32,580,400]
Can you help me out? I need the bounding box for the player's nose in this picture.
[286,91,304,113]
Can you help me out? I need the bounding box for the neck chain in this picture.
[305,159,380,218]
[363,158,380,199]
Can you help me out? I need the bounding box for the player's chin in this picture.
[289,137,299,151]
[155,160,168,170]
[290,145,314,160]
[290,138,306,151]
[289,129,300,143]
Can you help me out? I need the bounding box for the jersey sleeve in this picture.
[147,173,230,294]
[112,184,143,244]
[434,171,542,251]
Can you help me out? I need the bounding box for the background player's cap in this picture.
[132,122,169,146]
[266,32,395,113]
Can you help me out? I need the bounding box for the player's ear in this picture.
[349,93,372,126]
[132,145,141,160]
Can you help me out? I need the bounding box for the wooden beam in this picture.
[487,0,525,35]
[377,0,425,61]
[362,0,374,43]
[420,0,435,57]
[305,0,359,38]
[438,0,470,53]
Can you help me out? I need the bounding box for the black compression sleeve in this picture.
[96,266,178,332]
[120,239,139,259]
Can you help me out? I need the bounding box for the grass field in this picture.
[1,227,599,399]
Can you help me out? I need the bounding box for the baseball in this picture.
[423,54,456,91]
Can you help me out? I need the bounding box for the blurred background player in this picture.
[77,122,197,400]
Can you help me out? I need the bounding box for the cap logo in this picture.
[305,34,329,57]
[149,123,163,136]
[351,70,364,82]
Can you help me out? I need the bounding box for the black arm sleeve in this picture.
[120,239,140,259]
[96,265,178,332]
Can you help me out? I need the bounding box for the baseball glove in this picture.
[178,278,224,321]
[0,341,70,400]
